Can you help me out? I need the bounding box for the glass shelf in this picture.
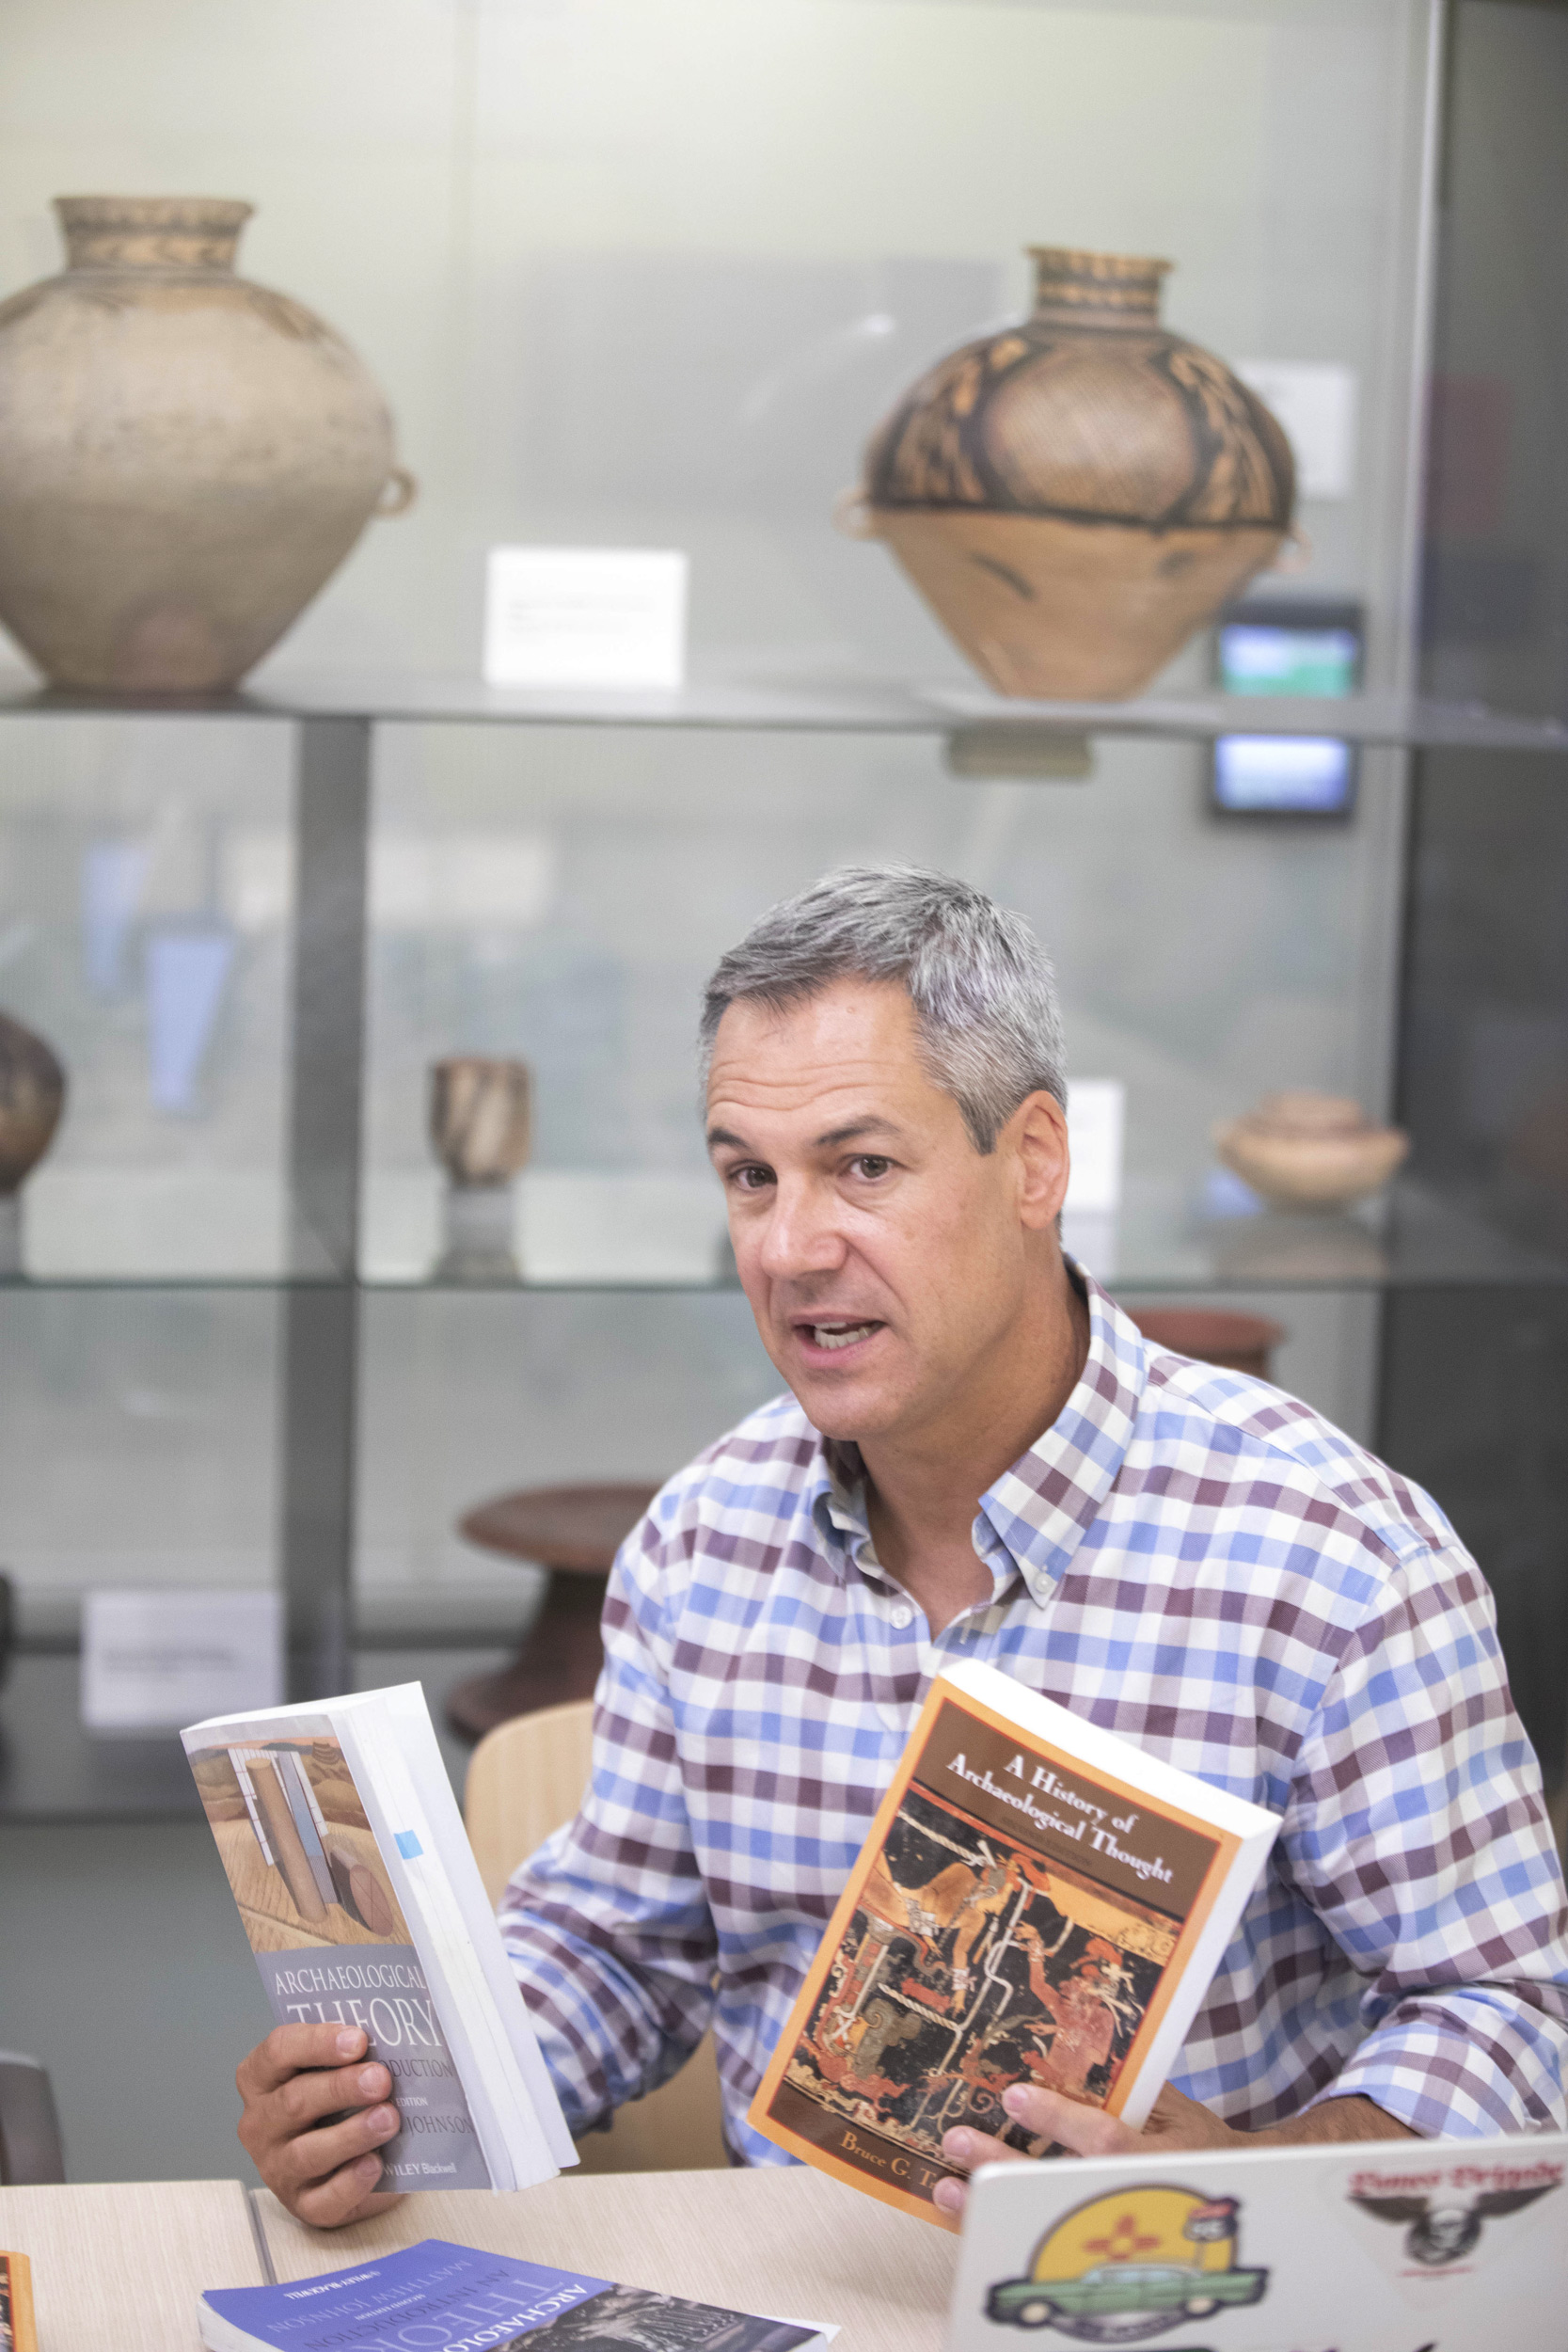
[0,666,1564,754]
[0,1176,1560,1293]
[368,1177,1568,1295]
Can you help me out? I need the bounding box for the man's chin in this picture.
[784,1371,906,1446]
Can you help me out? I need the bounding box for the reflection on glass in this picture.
[145,925,237,1116]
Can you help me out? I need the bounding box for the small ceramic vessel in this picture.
[429,1057,531,1188]
[429,1057,531,1280]
[0,1011,65,1277]
[1213,1090,1408,1210]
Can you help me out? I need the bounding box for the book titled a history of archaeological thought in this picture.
[750,1659,1280,2229]
[182,1684,576,2195]
[199,2240,833,2352]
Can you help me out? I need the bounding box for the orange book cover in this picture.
[749,1660,1278,2230]
[0,2249,38,2352]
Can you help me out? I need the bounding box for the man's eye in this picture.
[850,1155,892,1180]
[730,1164,773,1192]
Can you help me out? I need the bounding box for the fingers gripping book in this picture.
[182,1683,575,2195]
[750,1660,1279,2228]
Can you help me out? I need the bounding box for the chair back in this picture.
[466,1700,597,1906]
[0,2051,65,2184]
[464,1702,726,2172]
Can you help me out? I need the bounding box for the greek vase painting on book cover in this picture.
[752,1673,1257,2227]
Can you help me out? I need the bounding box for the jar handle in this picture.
[832,486,880,541]
[375,466,418,517]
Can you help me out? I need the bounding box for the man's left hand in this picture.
[934,2083,1412,2218]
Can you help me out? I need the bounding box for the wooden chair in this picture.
[464,1699,727,2174]
[0,2051,65,2184]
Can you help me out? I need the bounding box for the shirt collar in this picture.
[979,1269,1147,1597]
[809,1437,871,1570]
[804,1267,1148,1595]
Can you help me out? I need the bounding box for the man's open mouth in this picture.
[799,1319,881,1353]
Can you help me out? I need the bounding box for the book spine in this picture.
[0,2250,38,2352]
[378,1681,578,2174]
[343,1704,564,2193]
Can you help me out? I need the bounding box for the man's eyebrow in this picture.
[814,1117,905,1149]
[705,1115,907,1155]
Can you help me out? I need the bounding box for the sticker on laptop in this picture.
[985,2182,1268,2339]
[1346,2150,1561,2276]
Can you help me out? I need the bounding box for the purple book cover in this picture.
[200,2240,824,2352]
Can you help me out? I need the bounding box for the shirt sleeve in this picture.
[1284,1531,1568,2137]
[496,1506,717,2136]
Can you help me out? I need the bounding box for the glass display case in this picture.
[0,0,1560,1837]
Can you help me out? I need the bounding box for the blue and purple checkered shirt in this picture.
[500,1272,1568,2156]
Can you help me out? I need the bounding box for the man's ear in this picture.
[1011,1090,1072,1230]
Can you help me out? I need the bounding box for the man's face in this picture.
[705,977,1065,1445]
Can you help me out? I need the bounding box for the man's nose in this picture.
[755,1178,847,1280]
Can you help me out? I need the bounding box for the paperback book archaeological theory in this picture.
[751,1660,1279,2227]
[200,2240,833,2352]
[182,1684,574,2194]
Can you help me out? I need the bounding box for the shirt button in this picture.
[890,1604,913,1629]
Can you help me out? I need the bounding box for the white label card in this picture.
[1235,360,1358,501]
[81,1587,283,1732]
[483,547,689,690]
[1064,1078,1126,1215]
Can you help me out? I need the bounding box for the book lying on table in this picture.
[182,1683,576,2195]
[750,1658,1279,2229]
[199,2239,834,2352]
[0,2250,37,2352]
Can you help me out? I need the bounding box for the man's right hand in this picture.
[236,2024,406,2229]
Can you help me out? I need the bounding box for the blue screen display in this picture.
[1213,734,1354,814]
[1217,623,1359,698]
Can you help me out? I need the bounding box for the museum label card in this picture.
[81,1586,283,1732]
[1235,360,1358,501]
[483,547,689,689]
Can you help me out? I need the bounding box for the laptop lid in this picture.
[947,2132,1568,2352]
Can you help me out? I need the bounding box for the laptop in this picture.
[947,2130,1568,2352]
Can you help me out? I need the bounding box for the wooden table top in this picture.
[257,2164,958,2352]
[459,1482,662,1571]
[0,2178,263,2352]
[0,2166,958,2352]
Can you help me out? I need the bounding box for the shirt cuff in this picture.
[1313,1992,1568,2139]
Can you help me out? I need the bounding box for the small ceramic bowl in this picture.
[1213,1089,1408,1210]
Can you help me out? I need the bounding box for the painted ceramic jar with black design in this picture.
[839,247,1295,700]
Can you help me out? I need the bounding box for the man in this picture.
[238,866,1568,2228]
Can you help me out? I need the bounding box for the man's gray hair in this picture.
[698,865,1066,1152]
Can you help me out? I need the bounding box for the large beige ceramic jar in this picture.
[0,196,412,692]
